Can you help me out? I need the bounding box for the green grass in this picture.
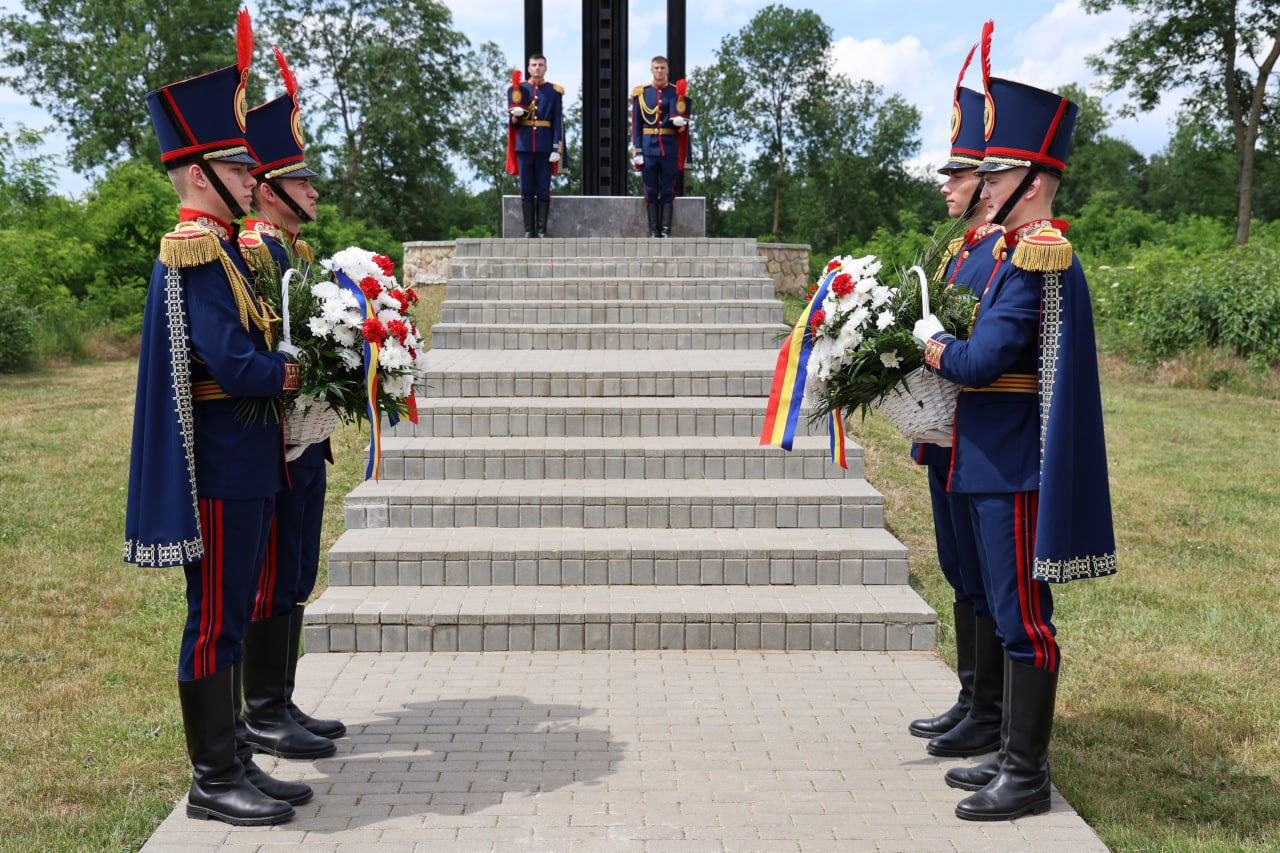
[2,281,1278,850]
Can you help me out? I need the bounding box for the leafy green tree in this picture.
[684,60,747,237]
[0,0,240,170]
[1083,0,1280,244]
[260,0,470,239]
[1051,84,1147,218]
[454,40,520,208]
[713,5,834,238]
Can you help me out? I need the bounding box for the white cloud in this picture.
[831,34,933,95]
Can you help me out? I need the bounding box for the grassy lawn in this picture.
[1,284,1278,849]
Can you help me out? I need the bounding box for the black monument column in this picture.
[524,0,542,64]
[582,0,628,195]
[667,0,687,196]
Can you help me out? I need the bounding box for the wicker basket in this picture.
[284,401,340,461]
[872,367,960,444]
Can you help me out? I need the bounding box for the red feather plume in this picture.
[980,19,994,88]
[237,8,253,75]
[512,69,522,87]
[274,47,298,99]
[676,79,688,98]
[956,43,975,97]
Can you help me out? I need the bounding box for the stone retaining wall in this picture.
[402,240,455,288]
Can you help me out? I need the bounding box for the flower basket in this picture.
[872,367,960,445]
[284,400,340,461]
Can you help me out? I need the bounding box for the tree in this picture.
[0,0,240,171]
[713,5,833,238]
[1083,0,1280,244]
[1051,84,1146,218]
[684,60,747,237]
[454,40,520,210]
[260,0,470,239]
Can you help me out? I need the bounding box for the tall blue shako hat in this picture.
[145,8,258,218]
[245,47,318,223]
[940,42,986,174]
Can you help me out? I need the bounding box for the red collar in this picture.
[243,217,297,247]
[179,207,233,241]
[964,222,1004,245]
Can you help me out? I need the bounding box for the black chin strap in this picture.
[203,162,247,220]
[265,177,314,224]
[963,183,984,221]
[991,166,1040,227]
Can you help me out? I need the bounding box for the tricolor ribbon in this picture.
[760,266,848,468]
[334,269,385,480]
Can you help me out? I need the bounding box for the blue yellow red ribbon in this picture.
[334,269,383,480]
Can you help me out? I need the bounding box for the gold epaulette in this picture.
[552,83,564,95]
[237,230,272,261]
[159,224,220,268]
[632,85,645,97]
[294,239,313,264]
[933,237,964,280]
[1012,228,1073,273]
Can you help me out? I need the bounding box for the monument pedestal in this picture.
[502,195,706,238]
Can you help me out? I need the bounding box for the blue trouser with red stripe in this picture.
[253,453,327,620]
[967,491,1059,672]
[179,496,275,681]
[516,151,552,202]
[642,147,679,204]
[927,460,990,619]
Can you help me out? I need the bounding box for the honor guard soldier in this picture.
[238,47,344,763]
[906,43,1005,762]
[632,56,691,237]
[505,53,564,237]
[124,10,311,826]
[913,21,1117,821]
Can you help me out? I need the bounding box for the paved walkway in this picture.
[142,651,1107,852]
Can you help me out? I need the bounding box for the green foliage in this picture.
[0,281,36,373]
[304,203,402,269]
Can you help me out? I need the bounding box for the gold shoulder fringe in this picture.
[933,237,964,281]
[160,228,220,268]
[632,85,645,97]
[1012,230,1073,273]
[552,83,564,94]
[237,233,272,262]
[294,239,314,264]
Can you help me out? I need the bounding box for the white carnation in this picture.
[307,317,332,339]
[876,310,896,331]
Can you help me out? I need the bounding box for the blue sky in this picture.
[1,0,1173,197]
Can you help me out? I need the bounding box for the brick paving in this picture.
[142,650,1107,852]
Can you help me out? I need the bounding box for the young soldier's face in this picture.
[209,160,256,216]
[651,62,669,85]
[528,57,546,80]
[940,168,981,220]
[978,167,1028,224]
[280,176,320,221]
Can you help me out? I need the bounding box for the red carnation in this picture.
[386,319,409,343]
[831,273,854,297]
[362,318,387,345]
[809,310,826,327]
[389,290,410,312]
[373,254,395,276]
[825,259,840,273]
[359,276,382,301]
[405,287,420,305]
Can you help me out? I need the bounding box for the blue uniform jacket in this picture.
[508,81,564,154]
[631,83,690,159]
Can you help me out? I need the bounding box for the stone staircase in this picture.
[303,238,936,655]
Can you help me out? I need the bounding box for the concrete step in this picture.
[342,478,886,531]
[444,278,777,301]
[449,258,767,279]
[302,585,937,653]
[386,396,828,439]
[430,323,787,351]
[453,236,761,259]
[438,299,786,325]
[327,527,907,587]
[375,435,862,480]
[419,350,778,398]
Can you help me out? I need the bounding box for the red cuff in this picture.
[924,337,948,371]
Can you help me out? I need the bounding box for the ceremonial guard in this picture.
[238,48,344,763]
[906,45,1005,762]
[505,53,564,237]
[913,22,1117,821]
[124,11,309,826]
[631,56,691,237]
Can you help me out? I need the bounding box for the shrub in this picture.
[0,280,36,372]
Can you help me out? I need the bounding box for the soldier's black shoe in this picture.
[242,613,337,760]
[646,204,660,237]
[232,663,314,805]
[955,661,1058,821]
[536,201,550,237]
[946,655,1011,791]
[659,203,673,237]
[178,670,294,826]
[909,601,976,738]
[926,614,1003,756]
[522,200,536,238]
[284,605,346,739]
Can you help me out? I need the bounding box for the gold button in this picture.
[962,251,970,259]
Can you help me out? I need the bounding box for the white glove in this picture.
[671,116,688,127]
[633,154,644,167]
[548,151,561,163]
[278,341,301,359]
[912,314,944,344]
[509,106,526,118]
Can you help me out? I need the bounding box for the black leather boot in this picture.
[178,669,294,826]
[955,660,1058,821]
[285,604,346,739]
[242,613,336,759]
[926,615,1003,756]
[233,663,314,805]
[659,203,673,237]
[536,200,550,237]
[522,201,536,238]
[909,601,975,738]
[646,204,660,237]
[946,654,1012,791]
